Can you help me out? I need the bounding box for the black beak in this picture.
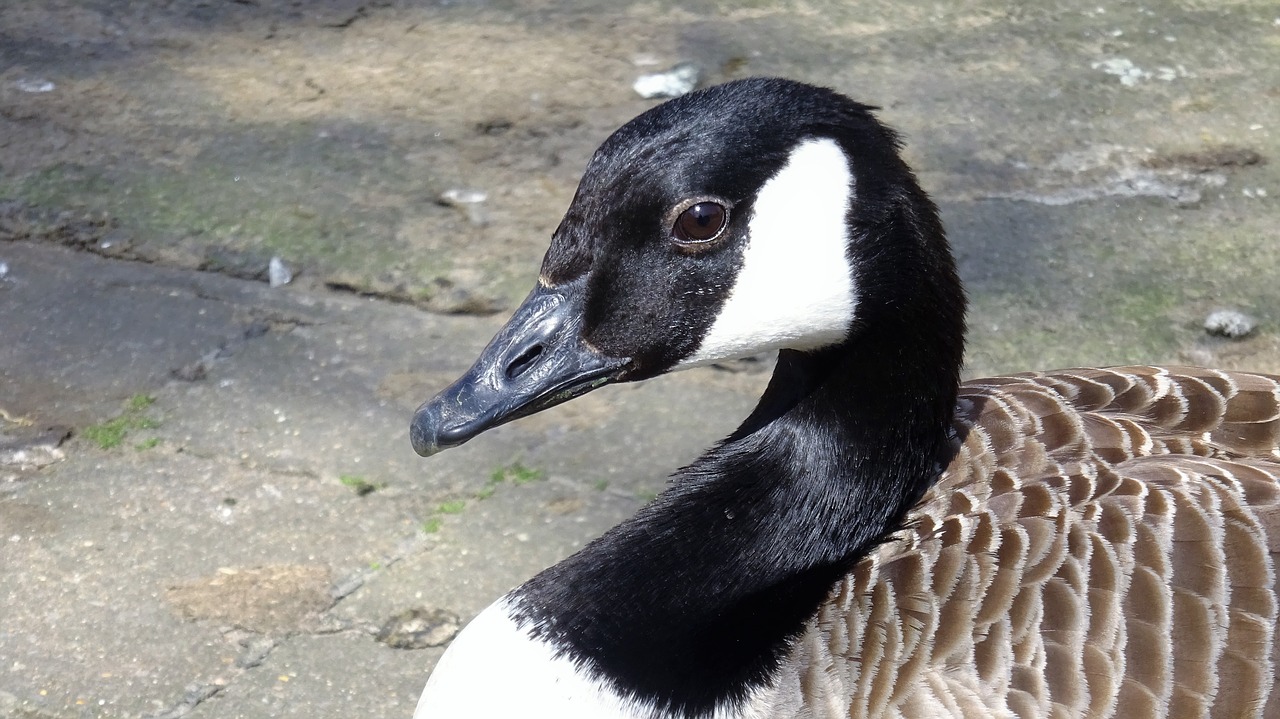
[410,279,632,457]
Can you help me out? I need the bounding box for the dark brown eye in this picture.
[672,202,728,245]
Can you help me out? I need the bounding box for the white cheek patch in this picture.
[679,138,857,368]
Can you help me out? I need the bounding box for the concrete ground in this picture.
[1,1,1277,718]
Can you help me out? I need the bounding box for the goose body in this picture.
[409,78,1280,718]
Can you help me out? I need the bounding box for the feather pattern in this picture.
[764,366,1280,718]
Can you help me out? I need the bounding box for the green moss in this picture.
[966,270,1186,376]
[421,517,443,534]
[491,461,545,486]
[0,124,458,297]
[82,417,130,449]
[339,474,381,496]
[438,500,466,515]
[127,394,156,411]
[135,437,161,451]
[82,396,162,450]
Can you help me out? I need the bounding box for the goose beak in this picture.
[410,280,632,457]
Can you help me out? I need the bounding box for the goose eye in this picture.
[672,202,728,245]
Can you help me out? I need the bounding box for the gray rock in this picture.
[1204,309,1257,339]
[14,78,55,93]
[268,256,293,287]
[633,62,700,99]
[0,425,70,470]
[438,188,489,226]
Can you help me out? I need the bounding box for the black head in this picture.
[411,78,963,456]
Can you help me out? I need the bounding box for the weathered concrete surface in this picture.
[0,1,1278,718]
[1,0,1276,368]
[0,243,760,718]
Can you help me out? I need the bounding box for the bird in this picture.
[407,77,1280,719]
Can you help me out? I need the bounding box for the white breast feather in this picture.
[415,598,807,719]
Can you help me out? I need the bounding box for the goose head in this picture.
[410,78,965,719]
[411,78,963,459]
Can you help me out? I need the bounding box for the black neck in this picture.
[510,337,961,717]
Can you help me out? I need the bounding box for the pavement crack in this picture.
[145,682,226,719]
[323,278,506,316]
[324,532,431,608]
[232,634,281,669]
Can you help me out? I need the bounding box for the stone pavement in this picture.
[0,241,766,718]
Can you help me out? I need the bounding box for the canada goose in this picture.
[408,78,1280,718]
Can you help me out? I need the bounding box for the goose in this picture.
[407,77,1280,719]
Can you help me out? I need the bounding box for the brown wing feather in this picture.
[788,366,1280,719]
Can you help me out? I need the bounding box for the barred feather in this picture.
[772,366,1280,718]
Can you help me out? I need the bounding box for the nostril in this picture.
[505,344,544,381]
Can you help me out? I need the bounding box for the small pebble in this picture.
[633,62,700,99]
[1092,58,1148,87]
[15,78,55,93]
[439,188,486,204]
[268,257,292,287]
[439,188,489,226]
[1204,309,1257,339]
